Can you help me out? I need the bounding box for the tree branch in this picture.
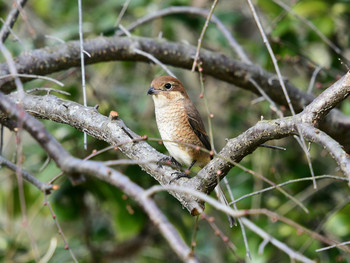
[3,91,205,214]
[0,0,28,43]
[3,72,350,215]
[0,155,53,193]
[192,72,350,194]
[0,91,199,263]
[0,36,349,150]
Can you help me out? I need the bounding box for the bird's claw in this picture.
[157,156,182,169]
[169,172,191,184]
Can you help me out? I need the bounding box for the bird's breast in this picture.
[153,96,209,167]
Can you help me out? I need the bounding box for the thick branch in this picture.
[4,70,350,214]
[3,92,204,215]
[0,36,312,108]
[302,73,350,125]
[0,36,349,150]
[192,72,350,193]
[0,92,199,263]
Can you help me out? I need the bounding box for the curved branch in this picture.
[0,91,199,263]
[115,6,251,63]
[302,73,350,125]
[192,72,350,193]
[4,72,350,214]
[0,36,349,151]
[4,92,205,215]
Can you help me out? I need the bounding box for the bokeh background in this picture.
[1,0,350,262]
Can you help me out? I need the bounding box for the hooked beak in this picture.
[147,86,157,95]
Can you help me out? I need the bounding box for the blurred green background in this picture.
[1,0,350,262]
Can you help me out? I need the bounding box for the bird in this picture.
[147,76,211,170]
[148,76,235,227]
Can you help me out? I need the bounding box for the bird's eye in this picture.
[164,83,172,89]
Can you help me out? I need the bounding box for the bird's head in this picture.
[147,76,189,102]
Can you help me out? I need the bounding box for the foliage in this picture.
[1,0,350,262]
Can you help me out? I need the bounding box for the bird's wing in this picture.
[186,104,212,151]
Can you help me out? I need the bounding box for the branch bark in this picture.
[2,72,350,215]
[0,36,349,151]
[2,92,205,215]
[192,72,350,194]
[0,91,199,263]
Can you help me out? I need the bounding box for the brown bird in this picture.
[148,76,235,226]
[147,76,211,170]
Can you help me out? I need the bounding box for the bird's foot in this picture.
[157,156,182,169]
[169,171,191,184]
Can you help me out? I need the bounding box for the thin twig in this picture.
[43,193,78,263]
[0,0,28,43]
[246,0,317,188]
[114,0,132,29]
[316,241,350,252]
[223,177,251,259]
[144,185,344,254]
[26,87,70,96]
[201,213,238,256]
[0,155,53,193]
[307,66,323,94]
[133,47,176,77]
[0,73,64,87]
[116,6,250,63]
[190,216,200,254]
[231,175,348,206]
[241,218,314,263]
[249,78,283,118]
[191,0,219,72]
[77,0,88,150]
[0,39,39,260]
[0,92,199,263]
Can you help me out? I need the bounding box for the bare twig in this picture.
[0,43,24,95]
[0,91,199,263]
[77,0,88,150]
[316,241,350,252]
[0,38,38,260]
[0,73,64,87]
[232,175,348,206]
[246,0,317,188]
[193,72,350,195]
[191,0,219,72]
[307,66,323,94]
[26,87,70,95]
[241,218,315,263]
[0,155,53,193]
[115,6,251,63]
[133,47,176,77]
[114,0,132,29]
[144,185,344,255]
[4,72,350,213]
[43,193,78,262]
[2,36,348,153]
[201,213,238,255]
[0,0,28,43]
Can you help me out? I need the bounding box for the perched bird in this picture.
[148,76,235,226]
[147,76,211,170]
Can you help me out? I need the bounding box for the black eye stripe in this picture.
[164,83,172,89]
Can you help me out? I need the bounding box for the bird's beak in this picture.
[147,86,156,95]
